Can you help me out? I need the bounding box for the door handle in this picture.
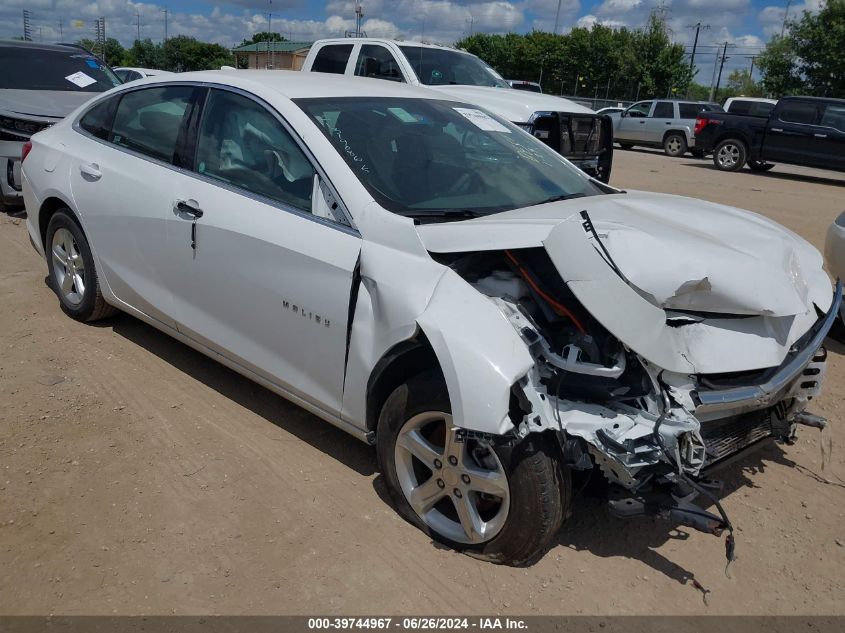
[176,200,203,218]
[814,133,828,138]
[639,121,646,124]
[80,163,101,180]
[665,121,671,125]
[771,127,783,132]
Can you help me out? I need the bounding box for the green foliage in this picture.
[758,0,845,97]
[120,36,234,72]
[77,37,126,66]
[726,69,763,97]
[456,12,691,100]
[239,32,287,47]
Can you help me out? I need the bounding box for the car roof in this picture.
[128,69,467,101]
[315,38,471,54]
[0,39,94,54]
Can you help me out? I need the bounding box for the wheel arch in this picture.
[38,196,79,248]
[365,334,441,434]
[714,131,750,151]
[662,129,688,144]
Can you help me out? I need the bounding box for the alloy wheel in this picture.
[394,412,510,544]
[717,143,740,168]
[51,227,86,306]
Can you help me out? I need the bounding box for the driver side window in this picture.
[354,45,405,82]
[627,101,652,118]
[195,89,314,213]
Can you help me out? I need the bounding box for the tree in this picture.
[726,69,763,97]
[124,38,165,70]
[161,35,234,72]
[758,0,845,98]
[239,32,287,47]
[77,37,125,66]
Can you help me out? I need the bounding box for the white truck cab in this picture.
[301,38,614,182]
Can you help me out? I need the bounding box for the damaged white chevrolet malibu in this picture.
[22,71,841,566]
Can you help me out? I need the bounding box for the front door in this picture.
[765,100,821,164]
[817,102,845,171]
[615,101,652,142]
[644,100,675,144]
[165,88,361,417]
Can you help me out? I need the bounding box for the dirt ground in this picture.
[1,149,844,616]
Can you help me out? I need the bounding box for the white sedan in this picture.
[21,71,840,566]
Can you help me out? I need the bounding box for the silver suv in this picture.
[611,99,722,157]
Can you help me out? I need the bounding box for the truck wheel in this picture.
[618,143,634,150]
[747,160,775,172]
[663,133,688,157]
[377,372,569,566]
[713,139,747,171]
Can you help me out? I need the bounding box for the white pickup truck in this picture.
[300,38,614,182]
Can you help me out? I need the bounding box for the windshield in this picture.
[399,46,510,88]
[295,97,603,218]
[0,47,121,92]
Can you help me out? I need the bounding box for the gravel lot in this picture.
[1,149,844,616]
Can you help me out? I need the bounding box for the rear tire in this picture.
[713,139,748,171]
[747,159,775,172]
[377,372,568,566]
[663,133,688,157]
[45,209,117,322]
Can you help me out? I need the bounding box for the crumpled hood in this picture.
[426,84,595,122]
[0,90,98,120]
[418,191,831,319]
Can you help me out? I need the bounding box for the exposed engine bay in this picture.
[432,232,838,558]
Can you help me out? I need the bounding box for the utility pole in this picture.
[745,54,757,79]
[22,10,32,41]
[355,1,364,37]
[465,15,474,36]
[781,0,793,38]
[58,17,63,41]
[553,0,562,34]
[713,41,730,102]
[135,11,141,41]
[162,7,168,42]
[267,1,273,69]
[686,22,710,73]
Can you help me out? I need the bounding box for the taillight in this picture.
[21,141,32,162]
[694,117,722,136]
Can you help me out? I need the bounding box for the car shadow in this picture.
[100,311,378,477]
[684,162,845,187]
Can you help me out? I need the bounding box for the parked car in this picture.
[22,71,839,566]
[595,106,625,116]
[695,96,845,172]
[613,99,722,157]
[0,40,120,211]
[300,39,614,182]
[723,97,777,117]
[112,67,175,83]
[507,80,542,93]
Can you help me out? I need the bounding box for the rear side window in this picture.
[115,69,142,82]
[652,102,674,118]
[195,89,314,213]
[354,45,405,82]
[311,45,353,74]
[110,86,194,163]
[821,104,845,132]
[679,103,707,118]
[750,102,775,116]
[0,46,120,91]
[779,101,819,125]
[79,98,116,140]
[727,100,752,114]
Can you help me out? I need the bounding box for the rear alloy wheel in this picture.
[663,133,688,157]
[747,159,775,172]
[377,372,568,566]
[713,139,748,171]
[46,210,117,322]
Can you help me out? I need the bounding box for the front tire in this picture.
[713,139,748,171]
[663,133,688,157]
[377,372,568,566]
[46,210,117,322]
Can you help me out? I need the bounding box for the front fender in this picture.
[417,269,534,435]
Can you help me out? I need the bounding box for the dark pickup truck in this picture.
[694,96,845,173]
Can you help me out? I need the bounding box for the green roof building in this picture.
[231,41,313,70]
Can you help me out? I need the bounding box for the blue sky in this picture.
[0,0,822,81]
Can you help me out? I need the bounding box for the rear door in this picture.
[615,101,652,142]
[816,102,845,171]
[308,43,356,75]
[644,101,675,144]
[765,100,822,164]
[163,87,361,418]
[69,84,199,327]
